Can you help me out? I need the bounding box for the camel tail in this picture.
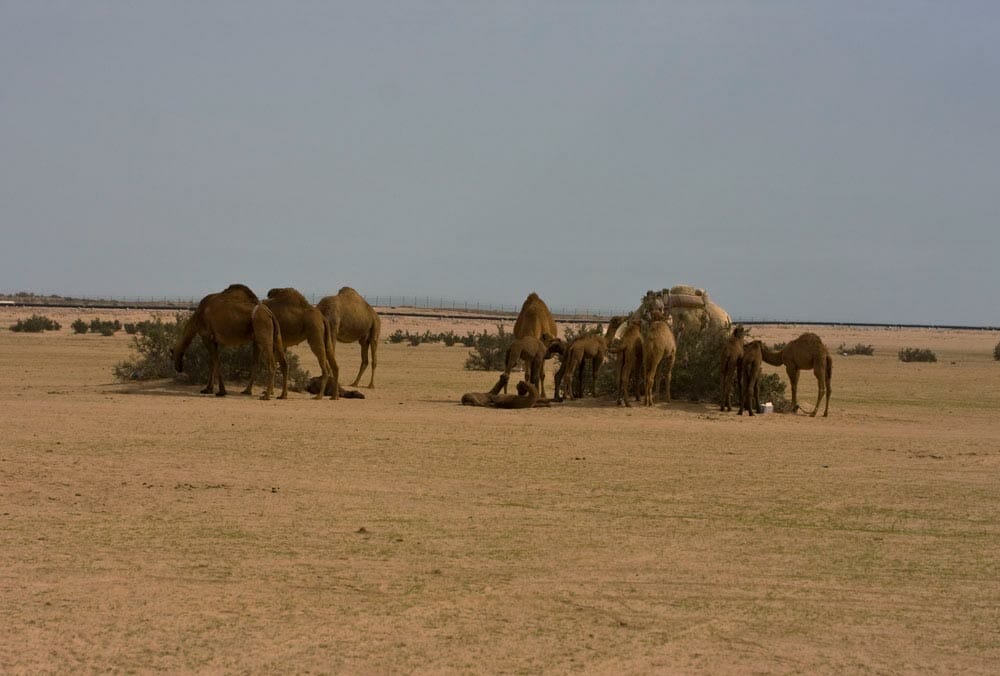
[173,313,200,372]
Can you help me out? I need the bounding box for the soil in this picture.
[2,307,999,673]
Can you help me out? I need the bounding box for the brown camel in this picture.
[317,287,381,388]
[502,335,556,398]
[720,325,746,412]
[261,287,337,400]
[739,340,763,416]
[304,378,366,399]
[461,373,510,406]
[641,311,676,407]
[554,334,607,401]
[608,318,644,407]
[461,377,544,409]
[172,284,286,400]
[513,292,558,342]
[760,333,833,417]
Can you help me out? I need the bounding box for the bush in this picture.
[994,341,1000,361]
[71,319,89,334]
[10,315,61,332]
[898,347,937,363]
[837,343,874,356]
[464,324,515,371]
[388,330,407,344]
[89,318,121,335]
[123,323,138,335]
[113,313,311,391]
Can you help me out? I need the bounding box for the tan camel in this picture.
[720,325,746,412]
[461,373,510,406]
[172,284,286,400]
[760,333,833,416]
[608,318,643,407]
[641,311,676,407]
[317,287,381,388]
[513,292,558,342]
[304,377,366,399]
[554,334,607,400]
[492,381,541,409]
[261,287,337,400]
[502,335,556,398]
[739,340,763,416]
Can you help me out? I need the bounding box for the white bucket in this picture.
[762,402,774,414]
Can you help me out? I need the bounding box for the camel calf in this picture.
[503,335,557,399]
[739,341,763,416]
[720,325,746,412]
[608,319,643,407]
[554,334,607,401]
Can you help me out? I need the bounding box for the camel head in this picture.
[732,325,746,340]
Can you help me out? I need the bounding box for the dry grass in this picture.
[2,309,999,673]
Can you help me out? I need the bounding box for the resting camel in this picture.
[502,335,556,398]
[739,340,763,416]
[172,284,286,400]
[461,373,510,406]
[720,325,746,412]
[317,287,381,388]
[461,377,545,409]
[608,318,643,407]
[261,287,337,400]
[641,311,676,407]
[304,377,366,399]
[760,333,832,417]
[514,292,558,341]
[554,334,607,401]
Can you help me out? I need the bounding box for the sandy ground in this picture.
[2,307,999,673]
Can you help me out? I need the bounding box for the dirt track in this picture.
[2,308,999,673]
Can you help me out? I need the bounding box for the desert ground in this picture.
[2,306,999,673]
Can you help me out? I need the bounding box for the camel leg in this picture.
[591,356,603,398]
[823,358,831,417]
[810,364,825,418]
[307,331,330,401]
[351,339,369,387]
[367,339,377,388]
[200,337,217,394]
[242,342,259,396]
[274,344,288,400]
[325,335,339,400]
[787,366,800,413]
[214,347,227,397]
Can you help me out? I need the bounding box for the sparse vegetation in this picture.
[113,313,310,390]
[994,341,1000,361]
[10,315,61,332]
[837,342,874,356]
[464,324,515,371]
[390,328,476,347]
[88,318,122,336]
[898,347,937,363]
[72,319,89,334]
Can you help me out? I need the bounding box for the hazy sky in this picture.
[2,2,998,324]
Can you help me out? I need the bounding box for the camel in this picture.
[608,318,644,407]
[739,340,763,416]
[641,311,676,407]
[261,287,337,400]
[760,332,832,417]
[502,335,556,398]
[461,377,545,409]
[554,334,607,401]
[461,373,510,406]
[172,284,286,400]
[720,325,746,412]
[317,287,381,388]
[513,292,558,342]
[304,377,366,399]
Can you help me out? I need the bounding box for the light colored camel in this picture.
[555,334,607,400]
[262,287,337,400]
[513,292,558,342]
[317,287,381,388]
[172,284,286,400]
[461,373,510,406]
[641,312,676,407]
[720,325,746,412]
[739,340,763,416]
[760,332,832,416]
[608,318,644,407]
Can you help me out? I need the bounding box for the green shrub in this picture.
[994,341,1000,361]
[464,324,515,371]
[898,347,937,363]
[123,323,138,335]
[113,313,310,391]
[388,329,407,344]
[89,318,121,335]
[10,315,61,332]
[837,342,874,356]
[71,319,89,334]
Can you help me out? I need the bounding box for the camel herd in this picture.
[172,285,831,416]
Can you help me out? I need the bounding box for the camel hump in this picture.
[267,287,309,305]
[223,283,259,302]
[338,286,360,297]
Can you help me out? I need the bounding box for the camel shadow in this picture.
[111,379,259,398]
